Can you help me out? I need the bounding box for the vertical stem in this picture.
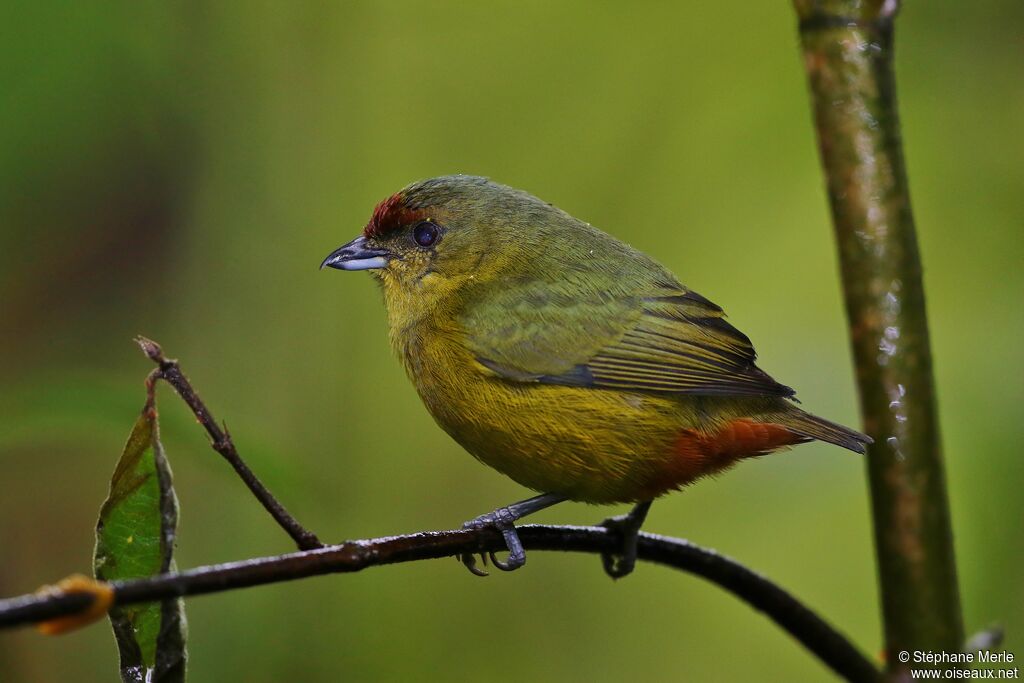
[792,0,963,675]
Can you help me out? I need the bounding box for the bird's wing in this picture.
[462,285,795,398]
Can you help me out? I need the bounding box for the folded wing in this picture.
[464,284,795,399]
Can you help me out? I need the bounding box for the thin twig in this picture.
[134,336,322,551]
[0,524,881,682]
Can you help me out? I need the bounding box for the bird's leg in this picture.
[461,492,567,575]
[600,500,652,579]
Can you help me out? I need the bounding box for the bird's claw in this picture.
[599,501,651,579]
[600,515,640,579]
[460,552,490,577]
[460,506,526,576]
[488,550,518,572]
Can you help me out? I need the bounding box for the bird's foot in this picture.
[457,493,568,577]
[600,501,652,579]
[460,506,526,576]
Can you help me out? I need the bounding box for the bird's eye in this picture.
[412,220,441,248]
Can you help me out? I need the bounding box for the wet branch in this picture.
[135,336,323,551]
[792,0,963,673]
[0,525,881,682]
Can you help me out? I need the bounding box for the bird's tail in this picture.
[780,408,872,454]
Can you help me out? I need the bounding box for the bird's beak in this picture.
[320,236,391,271]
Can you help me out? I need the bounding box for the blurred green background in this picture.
[1,2,1022,681]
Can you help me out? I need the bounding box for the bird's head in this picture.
[321,175,566,309]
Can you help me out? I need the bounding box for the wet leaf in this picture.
[95,401,187,682]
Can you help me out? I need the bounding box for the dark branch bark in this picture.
[792,0,963,674]
[0,524,881,682]
[135,336,322,551]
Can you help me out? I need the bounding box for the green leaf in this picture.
[95,401,187,683]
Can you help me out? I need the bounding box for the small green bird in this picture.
[322,175,869,576]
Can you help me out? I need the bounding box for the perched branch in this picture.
[0,524,881,682]
[2,338,881,681]
[135,336,322,551]
[792,0,963,672]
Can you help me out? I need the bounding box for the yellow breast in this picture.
[389,309,704,503]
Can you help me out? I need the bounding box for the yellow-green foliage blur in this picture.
[1,3,1021,681]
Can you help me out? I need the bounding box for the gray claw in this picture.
[461,553,490,577]
[458,494,568,576]
[460,507,527,573]
[488,550,522,572]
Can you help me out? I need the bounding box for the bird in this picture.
[321,175,870,577]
